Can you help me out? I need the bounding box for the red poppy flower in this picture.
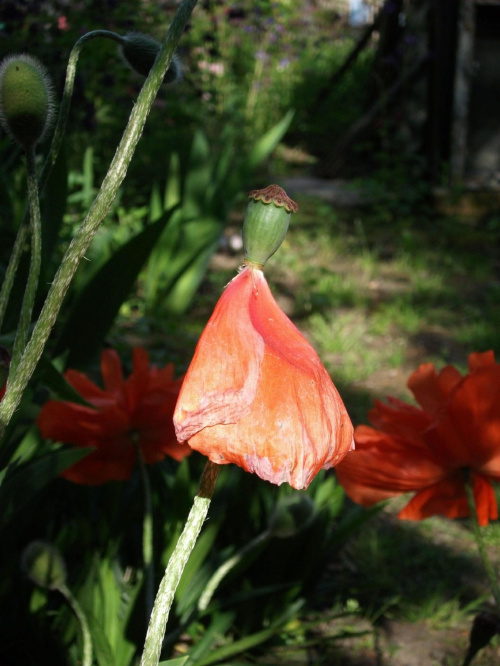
[37,347,190,484]
[174,266,354,490]
[336,351,500,526]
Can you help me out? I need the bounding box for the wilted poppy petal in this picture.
[64,369,110,407]
[124,346,151,413]
[368,397,431,443]
[101,348,126,405]
[398,477,468,522]
[38,400,129,444]
[37,347,188,484]
[174,270,266,439]
[140,431,190,464]
[426,361,500,473]
[60,435,136,484]
[398,473,497,526]
[336,425,446,506]
[471,473,499,526]
[407,362,462,417]
[175,267,354,489]
[336,351,500,524]
[468,350,496,372]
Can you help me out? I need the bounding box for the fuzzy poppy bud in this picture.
[21,541,67,590]
[0,54,55,148]
[243,184,298,267]
[268,493,316,538]
[120,33,182,84]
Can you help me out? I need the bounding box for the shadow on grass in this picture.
[324,507,488,618]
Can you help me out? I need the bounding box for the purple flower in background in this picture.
[255,50,270,63]
[277,57,291,72]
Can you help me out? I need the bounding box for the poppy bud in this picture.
[120,33,182,84]
[0,54,55,148]
[243,184,298,267]
[268,493,316,538]
[21,541,67,590]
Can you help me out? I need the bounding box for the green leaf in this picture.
[164,152,182,210]
[41,142,68,277]
[85,610,115,666]
[183,612,234,665]
[144,215,222,314]
[159,657,190,666]
[196,600,304,665]
[56,207,176,366]
[78,556,140,666]
[0,447,92,529]
[246,110,294,171]
[183,131,212,217]
[161,228,220,314]
[149,181,164,222]
[37,355,95,406]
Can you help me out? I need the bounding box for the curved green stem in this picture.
[0,31,126,332]
[137,446,155,622]
[10,148,42,375]
[0,0,199,441]
[0,224,29,334]
[198,529,271,612]
[140,461,220,666]
[40,31,124,186]
[59,583,93,666]
[464,476,500,609]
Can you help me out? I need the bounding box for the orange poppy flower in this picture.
[174,266,354,489]
[37,347,190,484]
[336,351,500,526]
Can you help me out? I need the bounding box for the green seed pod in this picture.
[120,33,182,84]
[0,54,55,148]
[268,493,316,538]
[243,184,298,267]
[21,541,67,590]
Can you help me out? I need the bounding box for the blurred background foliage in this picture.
[0,0,499,664]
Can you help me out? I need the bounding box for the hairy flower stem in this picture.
[137,447,155,623]
[140,461,220,666]
[464,477,500,609]
[0,31,125,332]
[0,0,198,441]
[0,222,29,335]
[10,148,42,375]
[58,583,93,666]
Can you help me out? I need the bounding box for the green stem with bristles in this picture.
[10,148,42,375]
[58,583,93,666]
[0,31,126,332]
[140,461,220,666]
[0,0,199,441]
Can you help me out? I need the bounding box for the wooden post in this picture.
[450,0,476,184]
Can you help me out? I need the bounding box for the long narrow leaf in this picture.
[245,110,294,171]
[0,447,91,529]
[56,207,177,366]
